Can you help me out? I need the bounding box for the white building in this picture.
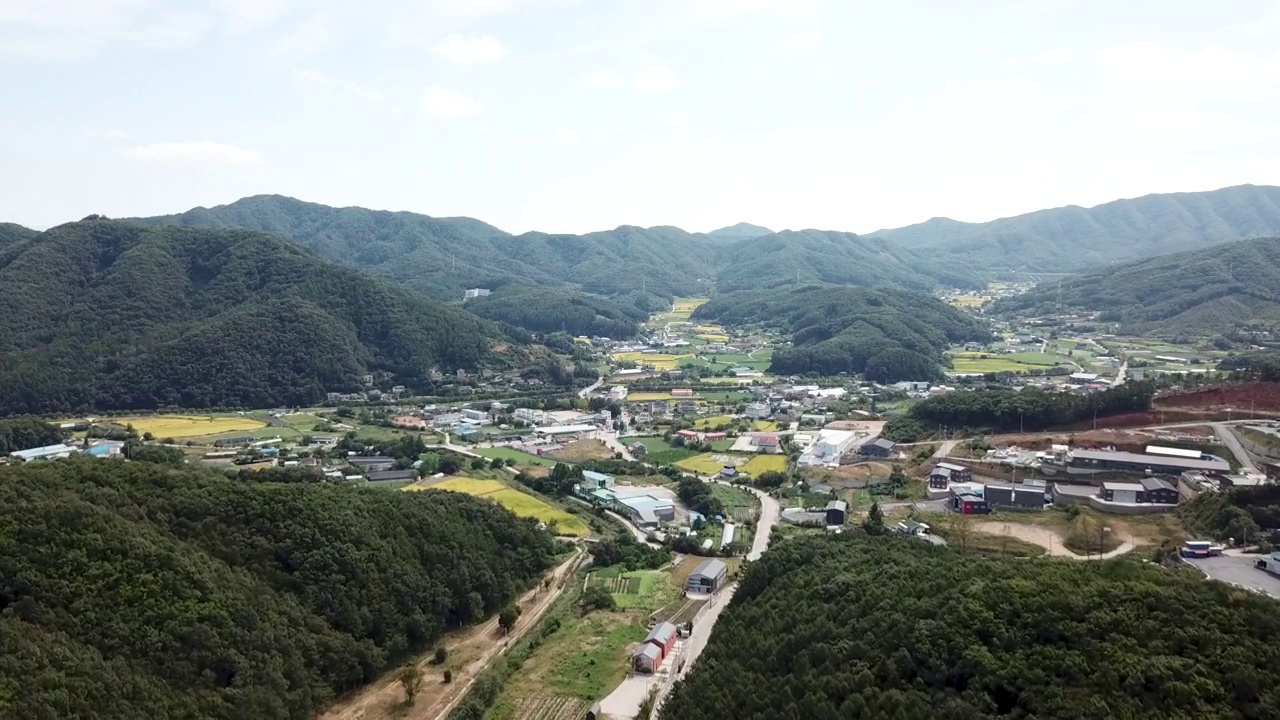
[9,444,79,462]
[744,402,771,420]
[514,407,547,424]
[608,385,628,401]
[798,430,862,467]
[463,288,492,300]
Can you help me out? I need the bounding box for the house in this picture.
[753,433,781,454]
[951,491,989,515]
[676,400,699,415]
[825,499,848,526]
[929,466,952,489]
[686,558,728,593]
[744,402,771,420]
[859,438,896,458]
[630,442,648,457]
[366,469,417,483]
[9,443,79,462]
[348,456,397,473]
[608,385,628,401]
[896,518,931,536]
[649,400,670,417]
[984,483,1046,510]
[934,462,971,483]
[719,466,740,480]
[632,643,663,674]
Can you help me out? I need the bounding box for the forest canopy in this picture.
[464,284,647,338]
[0,458,558,720]
[693,285,991,382]
[661,534,1280,720]
[0,219,527,415]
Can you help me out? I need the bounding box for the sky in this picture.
[3,0,1280,235]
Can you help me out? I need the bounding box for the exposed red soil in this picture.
[1156,382,1280,413]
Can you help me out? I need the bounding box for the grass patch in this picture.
[406,478,590,537]
[710,483,757,511]
[709,438,736,451]
[115,414,266,438]
[646,449,701,464]
[476,447,556,467]
[627,391,700,401]
[694,415,736,429]
[621,436,675,453]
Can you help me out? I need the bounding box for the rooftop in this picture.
[1101,482,1147,492]
[826,499,848,512]
[1070,448,1229,473]
[645,621,678,645]
[691,558,728,579]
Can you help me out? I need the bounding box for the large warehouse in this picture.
[1055,448,1229,477]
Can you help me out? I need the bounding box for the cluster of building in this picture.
[794,428,896,468]
[575,471,676,528]
[6,439,124,463]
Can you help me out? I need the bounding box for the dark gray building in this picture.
[348,456,397,473]
[860,438,897,458]
[825,499,848,526]
[983,483,1046,510]
[1140,477,1180,505]
[687,558,728,593]
[366,469,418,483]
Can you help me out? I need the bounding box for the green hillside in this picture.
[994,236,1280,335]
[0,219,520,415]
[464,283,648,338]
[0,221,36,248]
[0,458,557,720]
[662,534,1280,720]
[702,222,773,240]
[714,229,987,292]
[136,195,716,310]
[869,184,1280,273]
[693,285,990,381]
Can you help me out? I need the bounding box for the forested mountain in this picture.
[993,236,1280,335]
[869,184,1280,272]
[0,458,557,720]
[693,285,990,381]
[662,534,1280,720]
[464,283,647,338]
[136,195,716,310]
[715,230,986,292]
[0,221,35,248]
[0,219,520,414]
[702,222,773,240]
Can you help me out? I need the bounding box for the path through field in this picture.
[321,548,585,720]
[976,522,1136,560]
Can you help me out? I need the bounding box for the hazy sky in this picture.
[3,0,1279,234]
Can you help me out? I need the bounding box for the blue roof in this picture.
[86,444,113,456]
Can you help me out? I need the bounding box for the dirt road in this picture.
[321,549,584,720]
[976,522,1136,560]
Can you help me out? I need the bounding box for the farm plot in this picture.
[116,414,266,438]
[512,694,591,720]
[949,351,1067,374]
[546,440,614,463]
[476,447,555,467]
[676,453,747,475]
[740,455,787,475]
[589,568,677,611]
[693,415,736,429]
[404,478,590,537]
[612,351,695,370]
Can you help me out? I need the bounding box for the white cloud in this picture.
[433,33,508,65]
[422,85,485,118]
[85,127,129,139]
[119,141,265,166]
[633,62,680,95]
[552,128,579,146]
[211,0,296,34]
[272,16,336,62]
[296,70,384,102]
[582,70,627,89]
[775,31,820,57]
[0,0,213,60]
[1095,42,1280,92]
[1036,47,1076,64]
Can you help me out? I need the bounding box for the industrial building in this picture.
[686,558,728,593]
[984,483,1047,510]
[1050,448,1229,477]
[1100,477,1180,505]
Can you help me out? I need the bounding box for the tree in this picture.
[470,458,487,470]
[580,585,616,612]
[754,471,788,489]
[498,605,520,634]
[490,457,506,470]
[434,647,448,665]
[398,666,423,706]
[862,502,886,536]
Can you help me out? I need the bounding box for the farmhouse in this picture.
[753,433,781,454]
[686,558,728,593]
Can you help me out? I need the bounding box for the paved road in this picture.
[599,431,637,462]
[1113,358,1129,385]
[604,509,662,547]
[1184,555,1280,599]
[1213,423,1261,474]
[578,377,605,398]
[932,440,959,459]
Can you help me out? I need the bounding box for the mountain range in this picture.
[869,184,1280,272]
[993,235,1280,336]
[0,219,528,415]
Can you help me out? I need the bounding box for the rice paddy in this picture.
[610,352,695,370]
[114,414,267,438]
[405,478,590,536]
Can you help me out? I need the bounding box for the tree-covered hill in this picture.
[693,285,991,381]
[464,283,648,338]
[869,184,1280,273]
[662,534,1280,720]
[993,236,1280,335]
[0,218,519,415]
[0,221,35,248]
[701,222,773,240]
[714,229,987,292]
[0,458,558,720]
[136,195,717,310]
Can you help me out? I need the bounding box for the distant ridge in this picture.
[703,222,773,240]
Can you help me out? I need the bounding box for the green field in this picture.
[950,351,1067,374]
[694,415,736,429]
[622,436,676,452]
[475,447,556,467]
[710,483,757,511]
[709,438,736,451]
[590,568,678,611]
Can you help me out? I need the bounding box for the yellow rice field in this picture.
[405,478,590,537]
[741,455,787,475]
[751,420,780,431]
[675,453,733,475]
[612,352,695,370]
[628,391,702,401]
[116,415,266,438]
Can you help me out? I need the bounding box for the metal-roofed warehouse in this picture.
[686,558,728,594]
[1066,449,1229,476]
